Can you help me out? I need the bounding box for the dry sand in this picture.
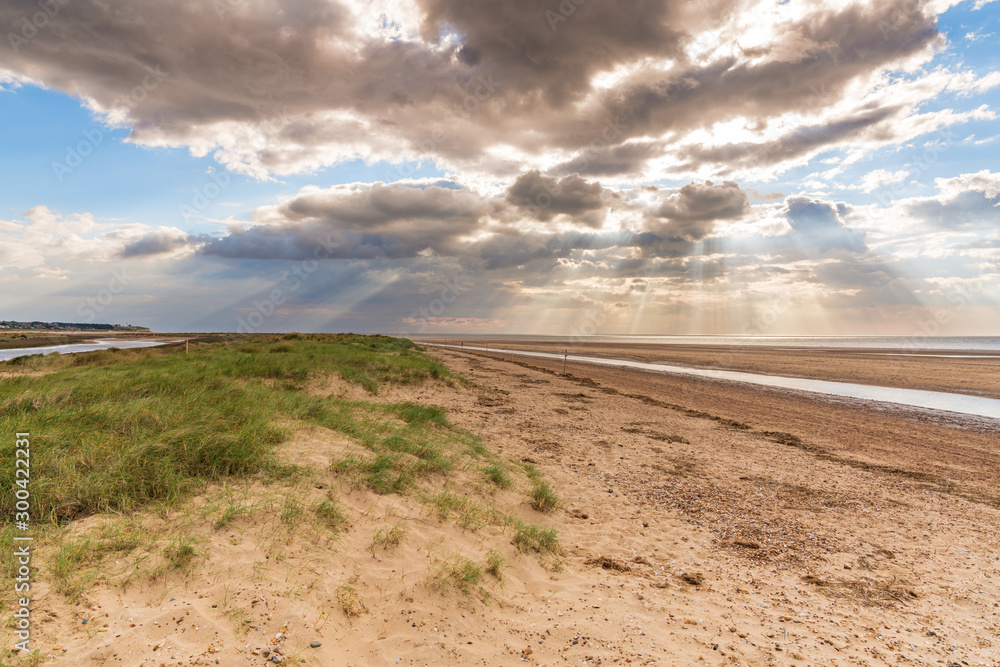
[11,345,1000,666]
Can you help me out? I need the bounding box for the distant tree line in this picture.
[0,321,149,331]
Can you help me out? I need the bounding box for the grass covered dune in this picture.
[1,335,425,523]
[0,335,565,665]
[0,335,545,525]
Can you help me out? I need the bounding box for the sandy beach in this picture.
[414,339,1000,398]
[15,340,998,666]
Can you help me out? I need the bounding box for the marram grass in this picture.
[0,334,461,523]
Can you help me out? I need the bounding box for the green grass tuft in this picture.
[439,556,484,595]
[280,496,307,526]
[314,498,349,531]
[164,535,202,570]
[486,549,505,578]
[483,463,513,489]
[509,518,560,554]
[530,480,560,512]
[370,522,405,555]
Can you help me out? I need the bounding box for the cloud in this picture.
[0,0,970,183]
[0,205,169,266]
[505,172,611,226]
[418,0,698,107]
[6,176,996,334]
[861,169,910,193]
[933,170,1000,201]
[676,107,899,174]
[121,228,192,257]
[644,181,750,240]
[197,177,753,263]
[597,2,939,144]
[200,181,493,260]
[551,142,662,178]
[275,182,492,231]
[784,196,866,252]
[3,0,998,334]
[899,170,1000,229]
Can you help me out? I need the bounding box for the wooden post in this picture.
[185,339,189,354]
[563,351,567,374]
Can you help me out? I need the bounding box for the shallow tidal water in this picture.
[422,343,1000,421]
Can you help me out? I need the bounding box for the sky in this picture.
[0,0,998,336]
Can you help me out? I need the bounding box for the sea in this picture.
[404,334,1000,352]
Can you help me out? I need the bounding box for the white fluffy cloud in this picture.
[861,169,910,193]
[0,206,192,271]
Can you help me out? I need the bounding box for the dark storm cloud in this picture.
[198,224,339,261]
[0,0,944,179]
[277,183,493,231]
[598,1,938,143]
[193,180,863,271]
[505,172,611,226]
[644,181,750,241]
[417,0,700,107]
[1,0,359,123]
[193,177,698,266]
[653,181,750,222]
[676,107,899,173]
[0,0,481,170]
[551,142,662,178]
[120,228,192,257]
[199,183,493,260]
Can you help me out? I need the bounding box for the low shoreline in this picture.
[429,345,1000,495]
[0,330,160,351]
[412,338,1000,398]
